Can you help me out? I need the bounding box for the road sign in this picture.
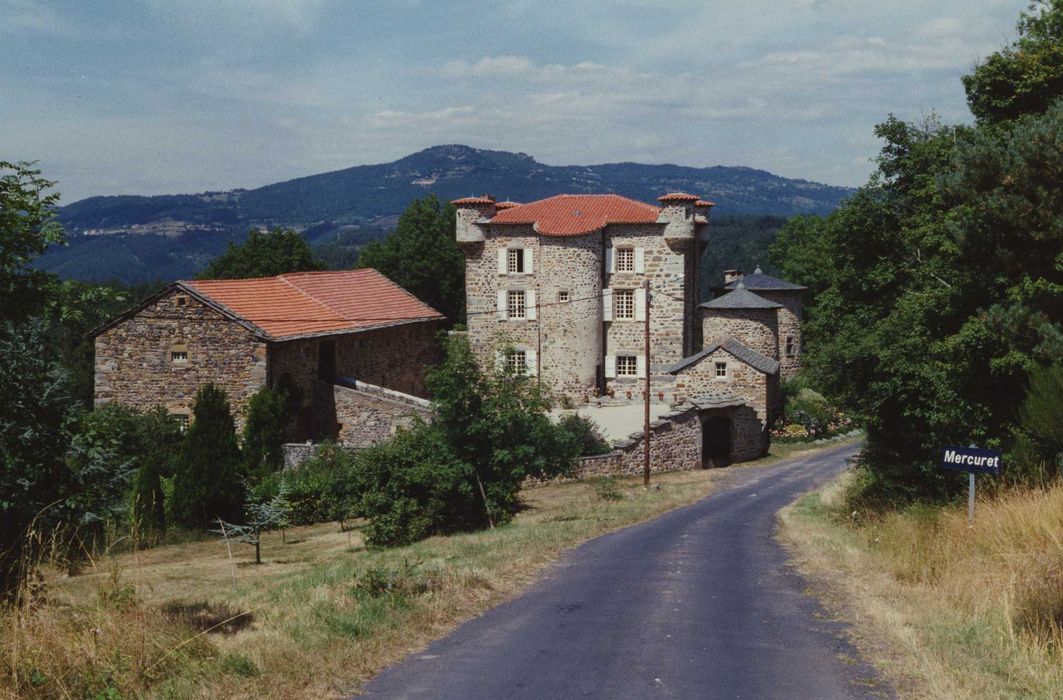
[940,445,1002,475]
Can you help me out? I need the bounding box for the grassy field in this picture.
[1,440,840,700]
[779,474,1063,699]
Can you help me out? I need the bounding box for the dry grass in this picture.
[780,474,1063,699]
[3,461,780,700]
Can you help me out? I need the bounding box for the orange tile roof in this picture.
[494,200,521,210]
[489,194,662,236]
[183,269,443,340]
[695,199,716,207]
[451,195,496,205]
[657,192,699,203]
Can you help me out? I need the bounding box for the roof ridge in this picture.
[278,274,346,320]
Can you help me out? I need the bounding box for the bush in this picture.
[171,384,245,527]
[282,444,361,526]
[784,388,833,439]
[558,414,612,456]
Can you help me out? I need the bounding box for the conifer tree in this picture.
[172,383,245,527]
[242,386,289,484]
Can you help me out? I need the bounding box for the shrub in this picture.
[242,386,289,484]
[784,388,833,439]
[592,476,623,502]
[171,384,244,527]
[558,414,612,456]
[283,443,361,526]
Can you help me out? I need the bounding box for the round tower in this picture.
[700,282,781,360]
[452,195,497,244]
[723,267,805,380]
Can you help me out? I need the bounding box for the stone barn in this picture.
[91,269,443,446]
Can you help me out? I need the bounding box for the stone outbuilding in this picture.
[91,269,443,445]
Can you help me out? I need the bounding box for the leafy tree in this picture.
[0,161,64,324]
[1016,364,1063,478]
[963,0,1063,123]
[242,386,289,484]
[357,195,466,323]
[0,321,74,595]
[198,228,323,280]
[172,384,245,526]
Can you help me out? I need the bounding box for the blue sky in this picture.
[2,0,1028,202]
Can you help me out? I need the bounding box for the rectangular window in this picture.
[175,296,187,307]
[171,350,188,363]
[715,361,727,378]
[614,289,635,320]
[616,247,635,272]
[785,335,797,357]
[616,355,638,377]
[558,290,570,303]
[172,414,189,432]
[507,350,527,375]
[507,290,526,319]
[507,248,525,274]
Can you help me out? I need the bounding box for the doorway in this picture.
[701,415,733,468]
[317,340,336,382]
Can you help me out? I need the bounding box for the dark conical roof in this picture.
[701,282,782,310]
[724,266,806,291]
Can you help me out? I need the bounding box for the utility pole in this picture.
[643,278,651,488]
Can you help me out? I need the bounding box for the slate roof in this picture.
[688,392,747,409]
[701,282,782,310]
[487,194,662,236]
[724,266,806,291]
[183,270,443,339]
[668,337,780,375]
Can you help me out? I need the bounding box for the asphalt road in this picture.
[362,442,890,699]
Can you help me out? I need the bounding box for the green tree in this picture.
[172,384,245,526]
[357,195,465,323]
[130,408,184,537]
[242,386,289,484]
[198,228,323,280]
[963,0,1063,123]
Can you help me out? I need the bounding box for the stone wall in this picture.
[94,288,267,426]
[268,320,441,407]
[313,379,431,447]
[757,290,803,380]
[701,307,779,361]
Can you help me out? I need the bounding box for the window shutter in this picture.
[525,248,534,274]
[636,355,646,379]
[497,247,508,275]
[526,349,538,376]
[634,247,645,273]
[605,354,616,378]
[497,290,507,320]
[526,290,537,320]
[634,286,647,322]
[606,246,615,274]
[602,287,613,321]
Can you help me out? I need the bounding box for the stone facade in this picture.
[700,307,780,361]
[458,198,702,405]
[94,289,267,424]
[671,346,772,423]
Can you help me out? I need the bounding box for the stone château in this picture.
[454,193,804,465]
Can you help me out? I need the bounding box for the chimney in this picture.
[452,195,496,244]
[723,269,741,284]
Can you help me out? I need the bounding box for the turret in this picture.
[657,192,698,244]
[700,282,782,360]
[452,195,496,244]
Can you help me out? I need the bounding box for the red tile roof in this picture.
[183,269,443,340]
[489,194,662,236]
[657,192,699,203]
[494,200,521,211]
[695,199,716,207]
[451,195,496,205]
